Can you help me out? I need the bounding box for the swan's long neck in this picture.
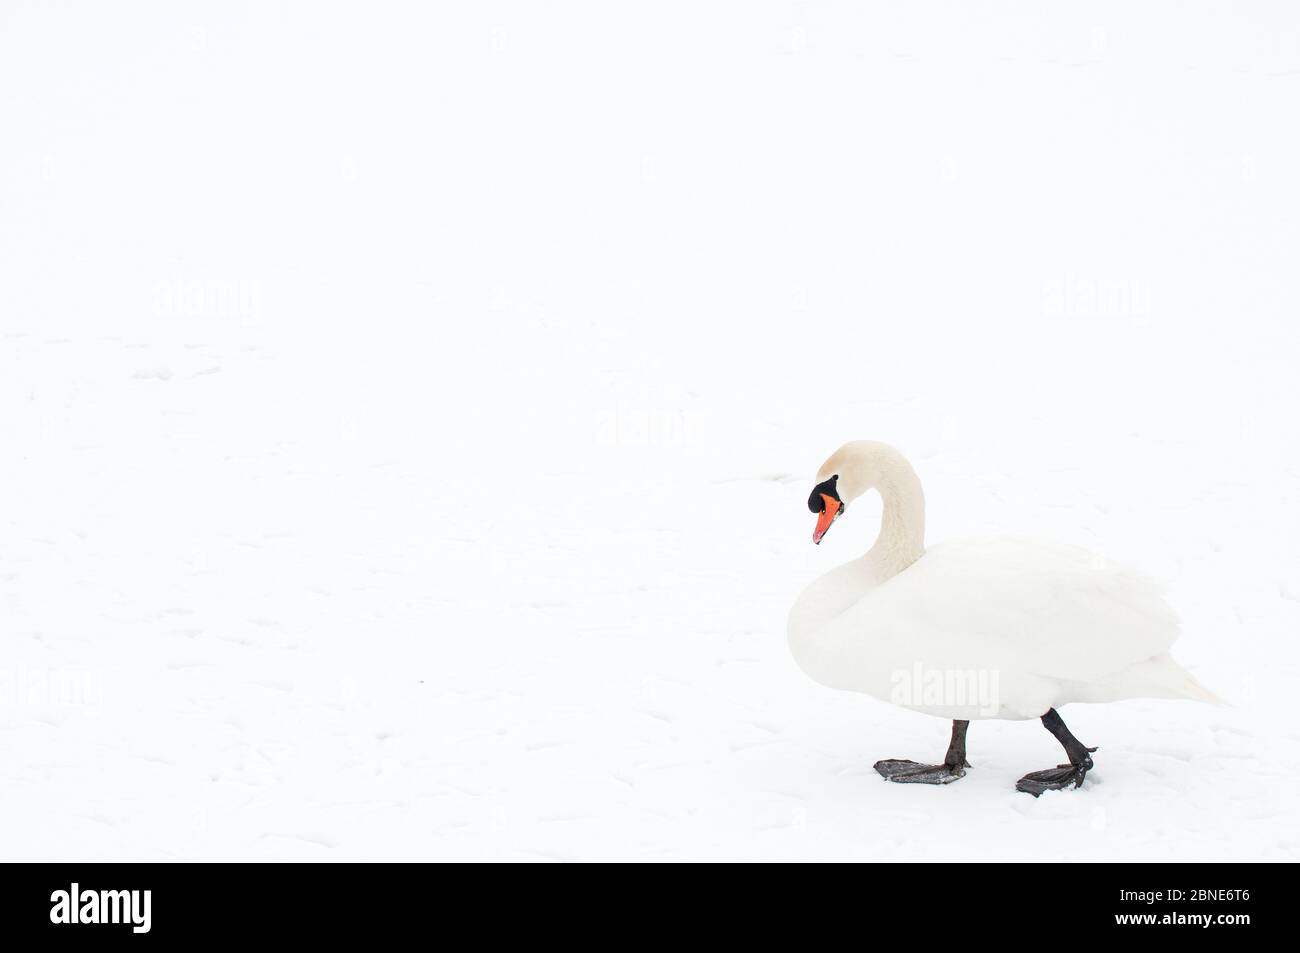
[865,451,926,578]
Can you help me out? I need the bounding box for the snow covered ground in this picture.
[3,3,1299,861]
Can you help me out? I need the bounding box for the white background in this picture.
[2,2,1297,860]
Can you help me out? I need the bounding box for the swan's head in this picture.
[806,441,888,544]
[807,473,843,544]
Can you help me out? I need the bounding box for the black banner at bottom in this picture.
[0,862,1275,942]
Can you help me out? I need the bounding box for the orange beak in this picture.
[812,494,842,544]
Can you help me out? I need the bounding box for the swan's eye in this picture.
[807,474,841,512]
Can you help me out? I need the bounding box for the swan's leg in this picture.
[874,720,970,784]
[1015,708,1098,796]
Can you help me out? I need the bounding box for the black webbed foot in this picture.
[1015,710,1098,796]
[874,759,967,784]
[875,721,971,785]
[1015,750,1095,796]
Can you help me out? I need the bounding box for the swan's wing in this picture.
[821,538,1179,684]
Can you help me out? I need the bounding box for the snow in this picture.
[2,3,1299,860]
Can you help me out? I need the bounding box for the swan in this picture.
[787,440,1217,795]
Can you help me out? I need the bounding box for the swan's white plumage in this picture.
[787,442,1216,721]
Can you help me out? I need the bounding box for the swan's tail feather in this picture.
[1174,667,1223,705]
[1072,654,1222,705]
[1127,654,1223,704]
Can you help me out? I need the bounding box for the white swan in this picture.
[787,440,1217,794]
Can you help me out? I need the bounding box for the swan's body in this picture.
[790,536,1212,720]
[788,441,1215,793]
